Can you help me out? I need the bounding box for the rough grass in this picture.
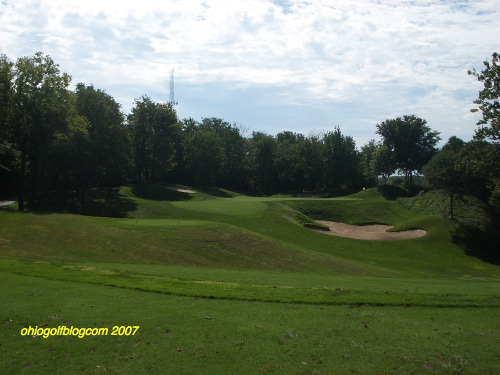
[399,189,490,225]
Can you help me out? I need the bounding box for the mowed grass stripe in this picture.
[80,262,500,294]
[1,261,498,307]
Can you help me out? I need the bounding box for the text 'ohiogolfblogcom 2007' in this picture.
[20,325,140,338]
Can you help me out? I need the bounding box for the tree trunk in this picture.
[18,149,26,212]
[449,193,455,220]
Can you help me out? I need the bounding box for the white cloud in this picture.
[0,0,498,144]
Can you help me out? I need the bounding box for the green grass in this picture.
[1,260,498,307]
[0,184,499,374]
[1,271,498,375]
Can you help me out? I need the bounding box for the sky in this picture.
[1,0,499,147]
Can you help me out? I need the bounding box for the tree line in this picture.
[0,52,498,214]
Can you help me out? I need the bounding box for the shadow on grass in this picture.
[131,184,193,201]
[452,221,500,265]
[378,184,423,200]
[27,188,138,218]
[76,188,138,218]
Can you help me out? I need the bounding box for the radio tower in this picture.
[169,68,178,106]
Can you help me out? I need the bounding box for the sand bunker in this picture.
[308,220,426,240]
[166,186,196,194]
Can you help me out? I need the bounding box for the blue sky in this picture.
[1,0,499,146]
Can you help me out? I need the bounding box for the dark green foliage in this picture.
[452,219,500,264]
[378,184,422,200]
[182,127,224,186]
[458,140,500,211]
[371,144,395,183]
[245,131,277,193]
[180,118,246,188]
[274,131,306,191]
[359,139,378,186]
[376,115,440,184]
[0,55,17,190]
[128,96,179,183]
[468,52,500,142]
[75,83,132,189]
[200,118,246,189]
[442,135,465,152]
[323,127,361,189]
[424,145,465,219]
[300,134,324,191]
[9,52,75,210]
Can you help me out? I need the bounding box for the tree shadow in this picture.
[451,221,500,265]
[378,184,422,200]
[26,188,138,218]
[75,188,138,218]
[131,183,193,201]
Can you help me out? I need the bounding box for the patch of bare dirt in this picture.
[309,220,426,240]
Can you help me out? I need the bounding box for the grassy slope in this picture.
[1,185,499,374]
[12,186,497,274]
[1,186,499,278]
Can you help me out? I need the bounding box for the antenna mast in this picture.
[169,68,178,106]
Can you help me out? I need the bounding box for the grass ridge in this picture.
[1,260,497,308]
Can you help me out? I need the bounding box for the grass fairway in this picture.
[1,186,499,374]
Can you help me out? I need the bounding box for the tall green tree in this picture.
[10,52,72,210]
[0,54,17,193]
[182,128,224,186]
[48,92,91,206]
[376,115,440,184]
[360,139,379,187]
[274,131,306,191]
[245,132,276,194]
[424,138,466,219]
[371,144,395,184]
[458,140,500,212]
[468,52,500,142]
[442,136,465,153]
[128,96,179,183]
[322,127,359,189]
[300,134,324,191]
[198,118,245,189]
[75,83,131,189]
